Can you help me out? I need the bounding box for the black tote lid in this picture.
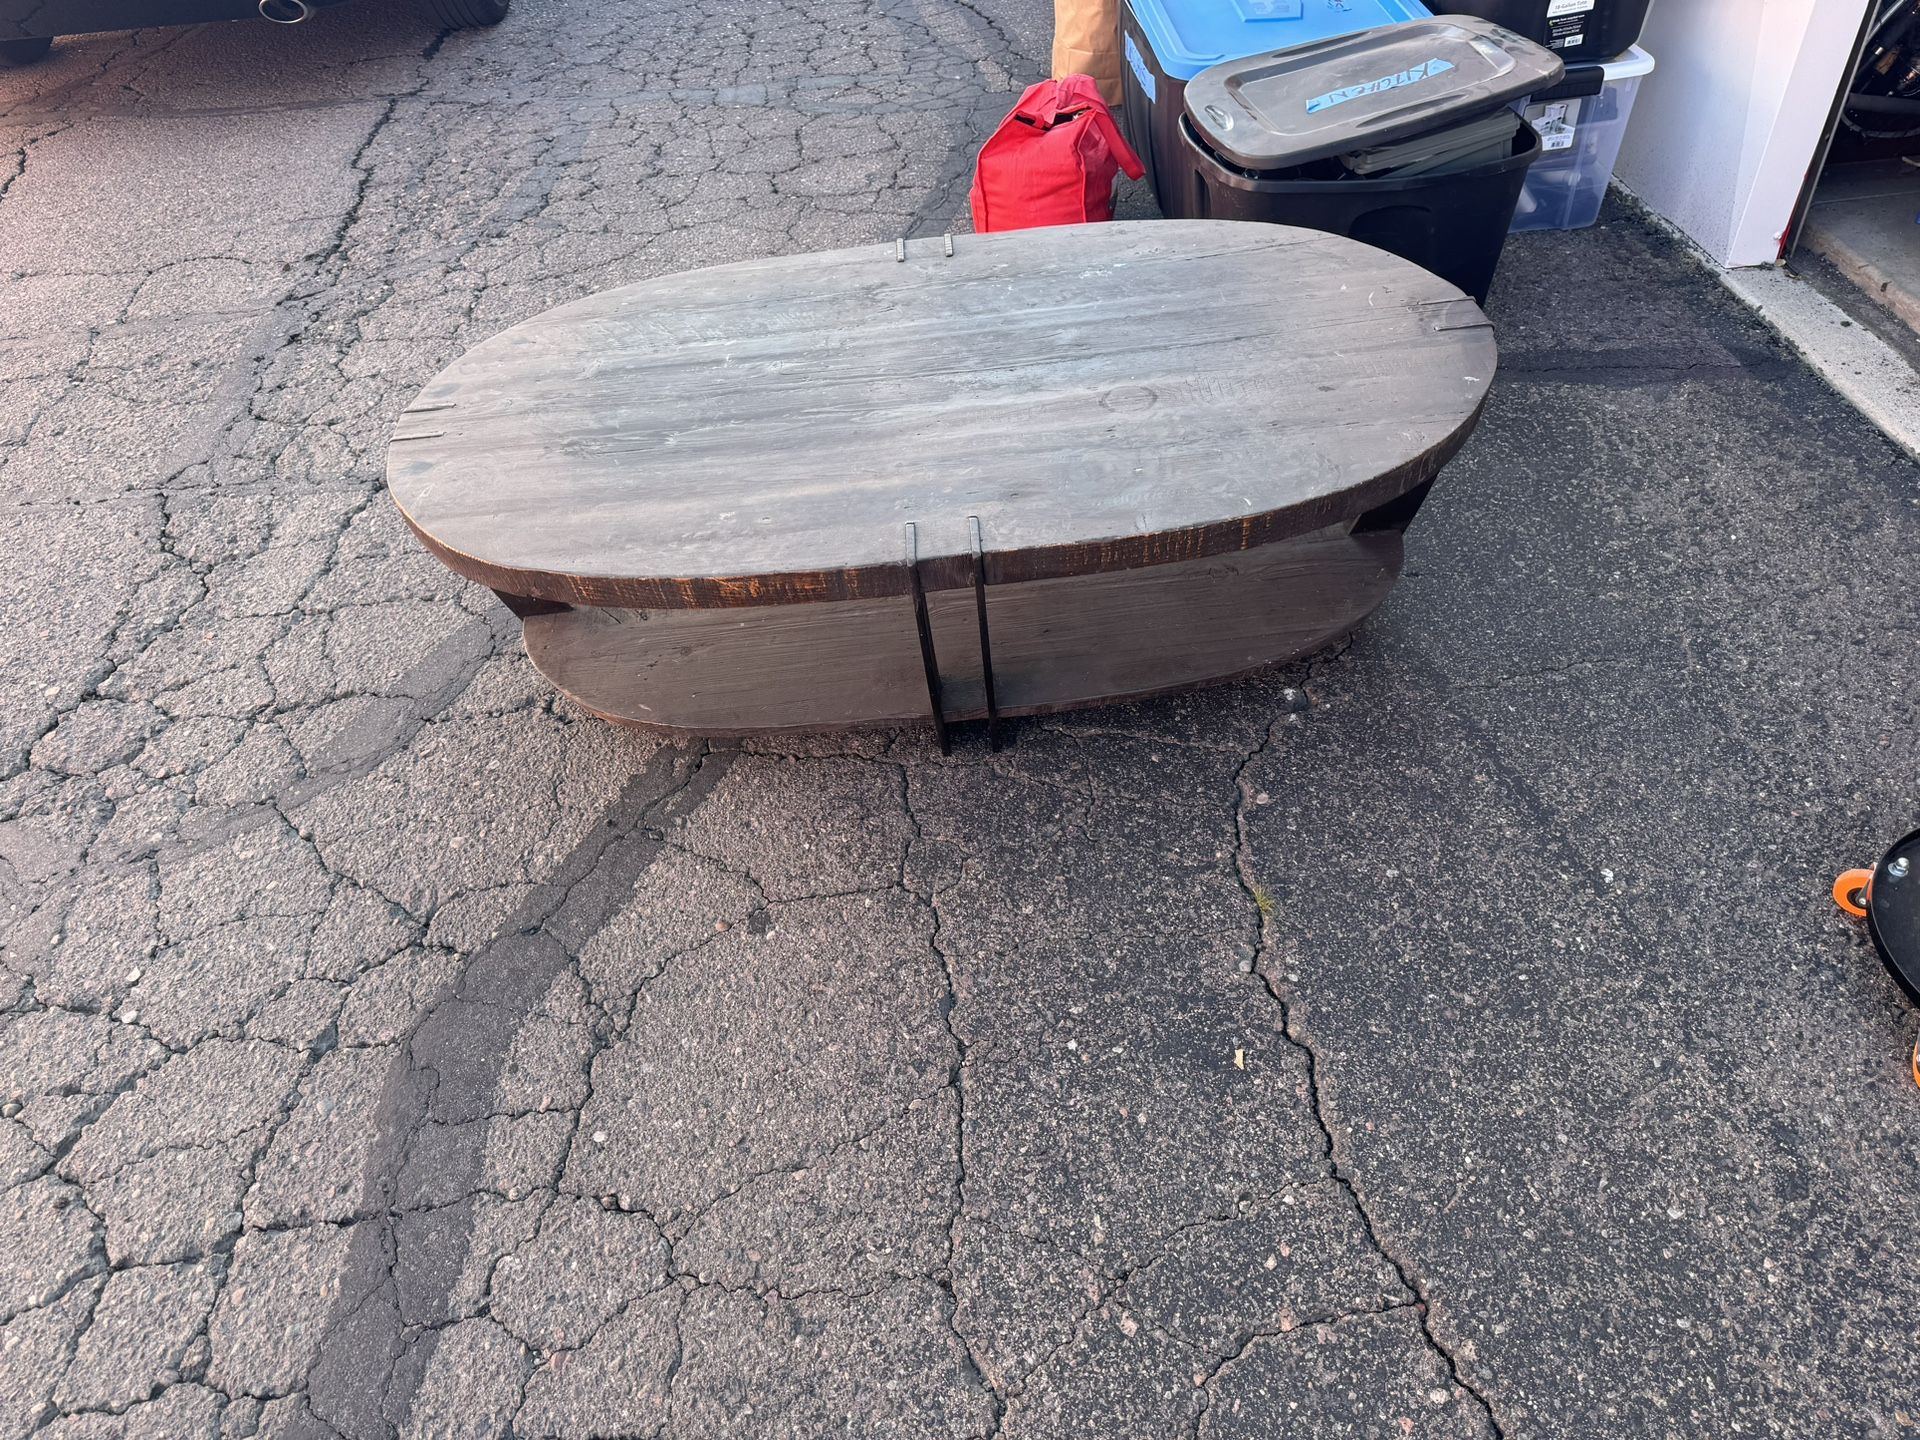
[1184,17,1564,171]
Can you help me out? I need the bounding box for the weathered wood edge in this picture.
[393,387,1485,610]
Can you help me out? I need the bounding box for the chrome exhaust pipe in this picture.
[259,0,312,22]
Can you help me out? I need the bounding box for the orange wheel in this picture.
[1833,868,1874,918]
[1911,1037,1919,1092]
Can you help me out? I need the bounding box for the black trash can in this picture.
[1176,18,1562,304]
[1181,115,1541,304]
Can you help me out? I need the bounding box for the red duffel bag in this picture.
[970,75,1145,233]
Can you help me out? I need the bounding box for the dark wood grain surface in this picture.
[389,220,1493,609]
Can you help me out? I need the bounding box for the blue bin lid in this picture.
[1127,0,1434,83]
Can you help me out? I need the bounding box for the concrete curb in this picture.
[1721,262,1920,462]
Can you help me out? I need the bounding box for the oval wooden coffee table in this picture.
[388,219,1495,748]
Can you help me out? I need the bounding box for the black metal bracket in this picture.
[902,519,1002,755]
[968,515,1000,753]
[903,523,951,756]
[1862,825,1920,1004]
[1351,478,1435,537]
[492,588,572,619]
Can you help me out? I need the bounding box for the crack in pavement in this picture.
[900,760,1009,1439]
[301,742,723,1436]
[11,2,1911,1437]
[1229,688,1508,1439]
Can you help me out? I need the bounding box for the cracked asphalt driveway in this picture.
[3,2,1919,1437]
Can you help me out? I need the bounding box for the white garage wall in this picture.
[1615,0,1869,266]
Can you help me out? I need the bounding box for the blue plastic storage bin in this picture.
[1120,0,1431,215]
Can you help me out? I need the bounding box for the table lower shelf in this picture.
[521,526,1403,735]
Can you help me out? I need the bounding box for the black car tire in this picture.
[0,36,54,65]
[429,0,509,26]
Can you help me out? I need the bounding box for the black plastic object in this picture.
[1182,17,1563,172]
[1344,105,1525,177]
[1178,112,1537,304]
[430,0,510,26]
[1,0,352,40]
[1432,0,1652,63]
[1118,8,1195,218]
[1529,57,1608,103]
[1859,828,1920,1003]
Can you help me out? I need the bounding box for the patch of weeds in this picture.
[1250,882,1275,921]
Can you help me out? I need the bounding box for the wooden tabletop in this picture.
[387,220,1495,609]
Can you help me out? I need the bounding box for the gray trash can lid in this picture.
[1184,17,1563,172]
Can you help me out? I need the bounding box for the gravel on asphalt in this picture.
[1,3,1917,1437]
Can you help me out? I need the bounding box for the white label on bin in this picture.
[1536,101,1576,150]
[1125,34,1156,103]
[1306,57,1455,113]
[1547,0,1594,14]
